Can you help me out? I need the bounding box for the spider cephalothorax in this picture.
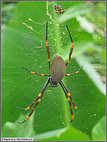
[49,78,58,87]
[14,22,83,124]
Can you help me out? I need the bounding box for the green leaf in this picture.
[92,116,106,141]
[34,127,67,140]
[2,114,35,137]
[34,127,91,141]
[1,25,66,133]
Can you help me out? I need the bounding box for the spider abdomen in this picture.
[50,55,66,82]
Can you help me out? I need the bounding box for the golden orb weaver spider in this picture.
[14,22,83,124]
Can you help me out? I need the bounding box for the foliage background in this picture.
[1,1,106,141]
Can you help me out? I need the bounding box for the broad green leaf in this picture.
[34,127,91,141]
[92,116,106,141]
[2,114,35,137]
[34,128,67,140]
[1,26,66,131]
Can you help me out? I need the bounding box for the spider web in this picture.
[2,1,106,139]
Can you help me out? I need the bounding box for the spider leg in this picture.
[66,25,74,66]
[22,67,51,76]
[17,100,40,124]
[17,78,50,124]
[46,22,51,72]
[14,96,40,110]
[65,66,83,76]
[59,81,74,123]
[60,81,77,110]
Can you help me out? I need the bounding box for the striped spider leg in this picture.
[14,78,50,124]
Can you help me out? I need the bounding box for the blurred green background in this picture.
[1,1,106,141]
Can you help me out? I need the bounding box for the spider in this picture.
[14,22,83,124]
[53,5,66,14]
